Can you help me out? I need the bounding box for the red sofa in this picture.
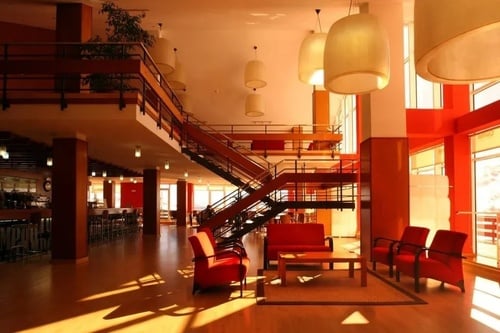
[263,223,333,269]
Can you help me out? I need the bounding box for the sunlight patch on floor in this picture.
[190,293,255,329]
[78,273,166,302]
[471,276,500,332]
[341,311,370,325]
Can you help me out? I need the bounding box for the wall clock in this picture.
[43,179,52,192]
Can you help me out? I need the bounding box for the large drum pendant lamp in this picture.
[245,90,264,117]
[148,24,175,75]
[415,0,500,83]
[298,32,327,85]
[298,9,327,85]
[324,13,390,94]
[167,48,187,90]
[244,46,267,89]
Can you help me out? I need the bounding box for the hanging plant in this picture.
[81,1,155,92]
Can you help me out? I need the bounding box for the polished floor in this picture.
[0,225,499,333]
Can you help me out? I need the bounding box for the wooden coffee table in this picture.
[277,251,367,287]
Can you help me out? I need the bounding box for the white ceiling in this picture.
[0,0,413,184]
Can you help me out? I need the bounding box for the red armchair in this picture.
[394,229,468,293]
[198,227,247,258]
[372,226,430,277]
[188,231,250,297]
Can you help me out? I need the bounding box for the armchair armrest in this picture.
[373,236,398,247]
[396,241,425,254]
[193,248,246,262]
[416,247,466,260]
[325,236,334,251]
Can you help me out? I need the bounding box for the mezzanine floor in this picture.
[0,225,499,333]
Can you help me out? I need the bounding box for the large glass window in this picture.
[335,94,357,154]
[471,128,500,268]
[409,145,445,175]
[403,23,443,109]
[471,81,500,110]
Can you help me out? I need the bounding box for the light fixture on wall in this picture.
[184,170,189,178]
[245,88,264,117]
[91,170,96,177]
[323,1,390,94]
[135,146,141,158]
[167,48,187,90]
[414,0,500,83]
[120,175,124,181]
[0,145,8,159]
[102,170,107,178]
[298,9,328,86]
[244,45,267,89]
[148,23,175,75]
[164,161,170,170]
[46,157,53,166]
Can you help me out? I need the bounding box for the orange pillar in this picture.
[187,182,194,221]
[55,3,92,92]
[177,179,187,226]
[51,137,88,262]
[143,169,160,236]
[312,89,329,133]
[358,1,408,259]
[103,180,115,208]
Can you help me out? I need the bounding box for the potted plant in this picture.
[81,1,155,92]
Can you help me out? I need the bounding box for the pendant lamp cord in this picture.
[348,0,358,16]
[315,9,322,33]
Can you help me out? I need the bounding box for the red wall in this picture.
[120,182,143,208]
[0,21,55,42]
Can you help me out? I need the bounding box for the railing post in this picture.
[157,105,162,129]
[2,44,10,110]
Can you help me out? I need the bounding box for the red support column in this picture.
[51,137,88,263]
[444,134,473,253]
[143,169,160,236]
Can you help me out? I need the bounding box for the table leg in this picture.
[360,258,367,287]
[278,257,287,286]
[348,261,354,278]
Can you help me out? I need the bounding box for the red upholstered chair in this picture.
[372,226,430,277]
[394,230,468,293]
[188,231,250,297]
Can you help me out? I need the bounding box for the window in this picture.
[335,94,357,154]
[409,145,445,175]
[471,81,500,110]
[403,23,443,109]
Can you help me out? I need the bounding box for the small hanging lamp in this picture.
[148,23,175,75]
[415,0,500,83]
[298,9,328,85]
[167,48,187,90]
[323,2,390,94]
[178,91,193,114]
[244,46,267,89]
[245,89,264,117]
